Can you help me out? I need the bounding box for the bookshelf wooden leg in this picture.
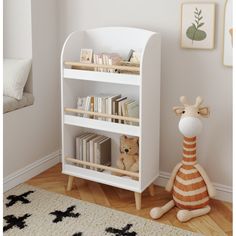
[67,176,74,191]
[134,192,141,210]
[148,183,155,197]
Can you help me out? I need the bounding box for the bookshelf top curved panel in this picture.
[61,27,159,71]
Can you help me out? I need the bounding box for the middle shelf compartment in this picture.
[64,114,140,136]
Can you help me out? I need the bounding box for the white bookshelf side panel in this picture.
[140,33,161,191]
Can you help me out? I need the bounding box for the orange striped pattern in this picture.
[173,136,209,210]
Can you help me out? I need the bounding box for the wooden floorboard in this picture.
[26,164,232,235]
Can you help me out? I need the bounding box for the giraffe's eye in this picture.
[182,111,185,114]
[198,111,200,114]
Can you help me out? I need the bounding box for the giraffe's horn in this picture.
[180,96,189,106]
[195,96,203,107]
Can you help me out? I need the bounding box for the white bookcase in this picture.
[61,27,161,209]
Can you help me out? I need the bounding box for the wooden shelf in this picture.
[64,115,140,136]
[64,108,139,123]
[64,61,140,73]
[63,69,140,86]
[66,157,139,178]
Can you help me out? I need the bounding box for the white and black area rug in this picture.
[3,184,200,236]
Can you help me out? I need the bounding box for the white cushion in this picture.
[3,58,32,100]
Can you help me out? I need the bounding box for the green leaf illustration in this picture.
[186,8,207,43]
[197,22,204,28]
[186,26,207,41]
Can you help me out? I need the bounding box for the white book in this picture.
[102,53,107,72]
[93,54,97,71]
[84,96,91,118]
[98,54,103,72]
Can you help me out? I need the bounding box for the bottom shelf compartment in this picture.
[63,163,141,192]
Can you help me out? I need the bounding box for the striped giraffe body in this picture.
[173,136,210,210]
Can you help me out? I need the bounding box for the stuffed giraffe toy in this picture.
[150,96,215,222]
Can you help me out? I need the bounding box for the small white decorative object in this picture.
[181,3,215,49]
[80,49,93,63]
[223,0,233,66]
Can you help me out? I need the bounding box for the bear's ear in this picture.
[120,135,127,142]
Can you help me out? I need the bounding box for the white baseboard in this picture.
[3,150,61,192]
[154,171,232,203]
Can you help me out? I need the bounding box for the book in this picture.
[90,96,94,118]
[121,99,134,123]
[95,137,111,171]
[77,97,86,117]
[78,133,92,167]
[82,133,97,168]
[107,94,121,122]
[84,96,91,118]
[75,133,90,166]
[89,135,104,170]
[118,97,128,123]
[93,136,107,171]
[126,101,139,125]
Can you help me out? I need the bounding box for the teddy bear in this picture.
[114,135,139,177]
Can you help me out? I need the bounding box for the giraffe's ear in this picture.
[199,107,210,117]
[173,106,184,116]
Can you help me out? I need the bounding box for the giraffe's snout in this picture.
[178,117,202,137]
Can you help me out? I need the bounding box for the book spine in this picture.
[98,97,102,120]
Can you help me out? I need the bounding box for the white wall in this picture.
[3,0,32,58]
[58,0,232,187]
[3,0,61,179]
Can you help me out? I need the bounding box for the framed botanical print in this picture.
[181,3,215,49]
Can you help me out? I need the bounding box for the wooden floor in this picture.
[26,164,232,236]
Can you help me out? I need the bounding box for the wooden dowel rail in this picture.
[64,108,140,123]
[64,61,140,73]
[65,157,139,178]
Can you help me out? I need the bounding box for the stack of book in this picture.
[77,94,139,125]
[75,133,111,171]
[93,53,122,72]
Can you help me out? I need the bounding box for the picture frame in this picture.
[80,49,93,63]
[181,3,215,49]
[223,0,233,67]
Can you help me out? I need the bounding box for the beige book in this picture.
[94,136,107,171]
[96,137,111,172]
[82,134,97,168]
[89,135,104,170]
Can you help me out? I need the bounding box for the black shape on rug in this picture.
[72,232,83,236]
[3,214,31,232]
[49,205,80,223]
[105,223,137,236]
[5,191,34,208]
